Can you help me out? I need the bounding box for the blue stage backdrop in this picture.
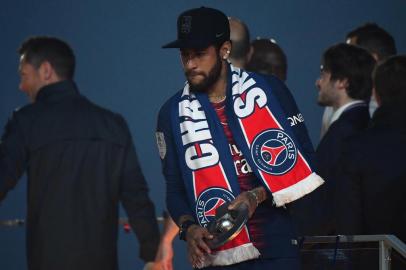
[0,0,405,269]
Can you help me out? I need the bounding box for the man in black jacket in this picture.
[336,55,406,245]
[0,36,160,270]
[313,43,376,234]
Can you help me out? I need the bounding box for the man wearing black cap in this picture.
[157,7,322,269]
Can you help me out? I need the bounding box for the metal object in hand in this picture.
[206,202,249,249]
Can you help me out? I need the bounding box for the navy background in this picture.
[0,0,405,269]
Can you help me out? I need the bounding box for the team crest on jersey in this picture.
[195,187,235,227]
[251,129,297,175]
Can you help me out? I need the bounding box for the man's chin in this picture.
[187,78,209,93]
[317,100,331,107]
[187,76,203,85]
[189,83,208,93]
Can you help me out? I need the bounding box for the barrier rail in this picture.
[1,219,405,269]
[300,235,406,270]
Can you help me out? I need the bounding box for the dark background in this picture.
[0,0,405,269]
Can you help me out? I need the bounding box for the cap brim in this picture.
[162,40,183,49]
[162,39,212,49]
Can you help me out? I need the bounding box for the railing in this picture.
[300,235,406,270]
[1,219,405,269]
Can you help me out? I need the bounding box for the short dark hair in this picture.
[18,36,75,80]
[373,55,406,106]
[245,39,287,81]
[322,43,376,101]
[228,17,251,61]
[346,23,397,61]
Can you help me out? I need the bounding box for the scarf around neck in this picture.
[171,64,324,267]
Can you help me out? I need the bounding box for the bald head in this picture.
[228,17,251,68]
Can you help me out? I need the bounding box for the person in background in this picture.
[336,55,406,270]
[0,36,161,270]
[228,17,252,68]
[314,43,376,234]
[245,38,287,82]
[320,23,397,137]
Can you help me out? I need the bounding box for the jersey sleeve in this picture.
[156,101,195,224]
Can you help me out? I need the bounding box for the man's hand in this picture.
[154,215,178,270]
[186,224,213,268]
[154,239,174,270]
[143,262,161,270]
[228,187,267,218]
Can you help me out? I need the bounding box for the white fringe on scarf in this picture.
[272,172,324,207]
[198,243,260,268]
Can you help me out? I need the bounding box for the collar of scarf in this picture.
[171,64,324,267]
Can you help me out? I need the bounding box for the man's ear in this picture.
[220,41,232,60]
[335,78,349,91]
[38,61,54,81]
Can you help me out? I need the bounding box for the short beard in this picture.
[317,90,336,107]
[317,98,330,107]
[185,55,223,93]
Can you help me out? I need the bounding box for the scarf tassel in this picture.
[199,243,261,268]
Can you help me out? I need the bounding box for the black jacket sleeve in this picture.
[0,112,28,201]
[156,101,195,225]
[119,118,160,262]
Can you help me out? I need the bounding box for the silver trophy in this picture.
[206,202,249,249]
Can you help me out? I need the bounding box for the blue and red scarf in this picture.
[171,64,324,267]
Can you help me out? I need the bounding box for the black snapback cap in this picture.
[162,7,230,49]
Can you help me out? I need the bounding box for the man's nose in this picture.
[315,78,321,89]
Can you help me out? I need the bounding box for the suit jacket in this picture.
[335,104,406,243]
[312,103,370,235]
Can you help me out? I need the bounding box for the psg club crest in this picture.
[251,129,297,175]
[195,187,235,227]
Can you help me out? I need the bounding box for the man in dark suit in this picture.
[320,23,397,137]
[313,43,376,234]
[335,55,406,244]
